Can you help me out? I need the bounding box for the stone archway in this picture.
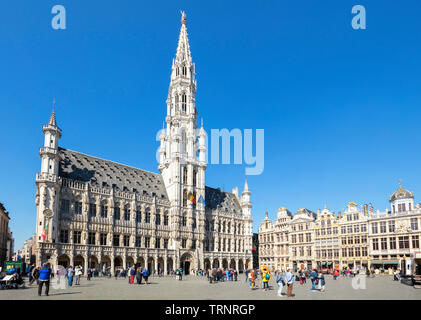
[204,258,211,270]
[230,259,236,269]
[147,257,155,274]
[136,257,145,269]
[238,259,244,273]
[88,255,99,269]
[158,257,164,275]
[126,256,135,268]
[100,256,111,274]
[167,258,174,274]
[213,259,220,268]
[74,254,85,269]
[245,259,251,270]
[114,256,123,270]
[222,259,228,269]
[180,252,194,275]
[58,254,70,268]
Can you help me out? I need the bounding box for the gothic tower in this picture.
[35,104,62,264]
[158,12,207,269]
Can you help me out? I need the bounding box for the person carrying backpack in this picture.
[262,270,270,291]
[142,268,149,284]
[309,269,318,291]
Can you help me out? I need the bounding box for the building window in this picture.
[89,204,96,217]
[164,213,169,226]
[145,237,150,248]
[388,221,395,233]
[380,221,387,233]
[73,231,81,244]
[361,224,367,232]
[372,238,379,250]
[88,232,95,245]
[182,215,187,227]
[341,226,346,234]
[145,210,151,223]
[348,236,353,245]
[113,234,120,247]
[348,248,354,257]
[411,218,418,231]
[135,236,141,247]
[355,236,360,244]
[347,225,353,233]
[389,237,396,250]
[124,208,130,221]
[341,237,346,245]
[362,247,368,256]
[354,225,360,233]
[74,201,82,215]
[412,235,419,249]
[372,223,378,234]
[123,235,130,247]
[155,213,161,225]
[60,199,70,214]
[399,236,410,249]
[114,207,120,220]
[182,239,187,249]
[381,238,388,250]
[291,235,296,244]
[136,210,142,223]
[155,237,161,249]
[100,233,107,246]
[355,247,361,257]
[59,229,69,243]
[342,248,347,257]
[183,167,188,184]
[100,205,108,218]
[164,239,169,249]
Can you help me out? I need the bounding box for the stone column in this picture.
[155,255,159,275]
[164,256,168,275]
[111,255,115,275]
[84,255,88,275]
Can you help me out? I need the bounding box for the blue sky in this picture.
[1,0,421,250]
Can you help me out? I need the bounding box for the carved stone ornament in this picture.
[43,209,53,218]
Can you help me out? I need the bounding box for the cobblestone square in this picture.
[1,275,420,300]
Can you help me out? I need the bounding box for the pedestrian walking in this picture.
[75,265,83,285]
[142,268,149,284]
[320,274,326,292]
[87,268,92,281]
[262,269,270,291]
[285,269,295,297]
[38,263,52,296]
[67,266,75,287]
[276,270,285,297]
[309,269,318,291]
[129,266,135,284]
[136,267,143,284]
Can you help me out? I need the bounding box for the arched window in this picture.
[182,66,187,76]
[181,94,187,114]
[145,208,151,223]
[183,167,188,184]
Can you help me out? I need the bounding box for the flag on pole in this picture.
[198,195,206,207]
[189,193,196,204]
[41,223,49,240]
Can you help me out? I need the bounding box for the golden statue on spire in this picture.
[181,10,186,24]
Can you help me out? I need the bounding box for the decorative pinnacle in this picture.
[181,10,186,25]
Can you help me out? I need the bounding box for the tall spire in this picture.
[48,98,57,126]
[175,11,192,64]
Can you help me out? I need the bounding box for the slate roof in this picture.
[205,186,242,212]
[58,148,168,200]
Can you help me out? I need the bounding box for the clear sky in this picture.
[1,0,421,250]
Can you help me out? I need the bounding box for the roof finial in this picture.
[181,10,186,25]
[48,98,57,126]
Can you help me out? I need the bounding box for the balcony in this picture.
[39,146,57,156]
[36,172,58,183]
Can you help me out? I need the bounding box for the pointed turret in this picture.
[241,179,252,216]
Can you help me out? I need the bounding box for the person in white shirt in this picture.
[75,265,83,285]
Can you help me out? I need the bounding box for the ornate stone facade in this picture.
[34,13,253,275]
[0,203,11,267]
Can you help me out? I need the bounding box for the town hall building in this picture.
[34,12,253,275]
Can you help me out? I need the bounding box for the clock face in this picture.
[43,209,53,218]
